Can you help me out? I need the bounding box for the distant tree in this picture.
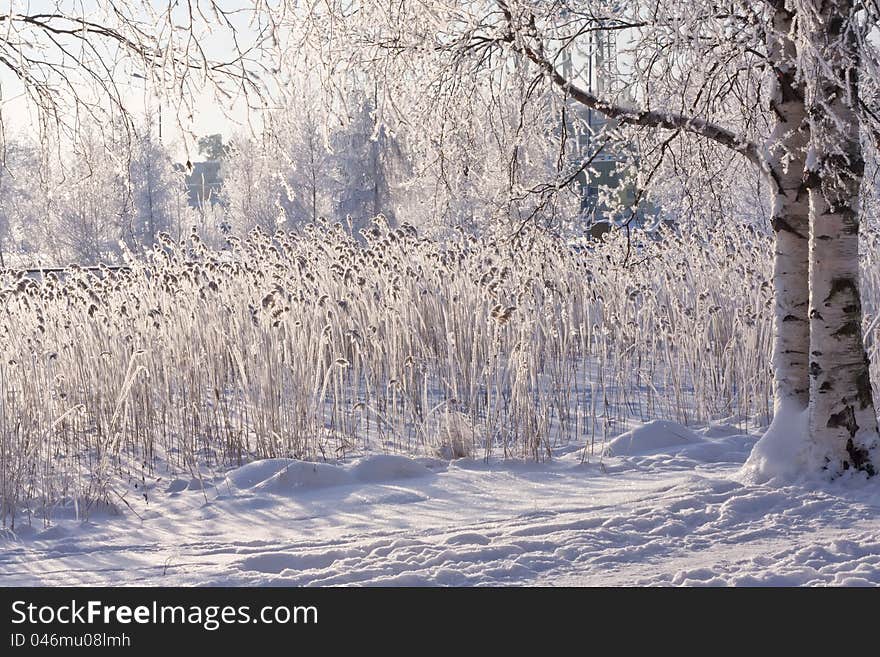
[197,134,230,162]
[222,134,288,235]
[55,126,128,264]
[0,139,62,267]
[267,88,335,226]
[329,93,396,232]
[0,2,267,264]
[0,144,35,267]
[119,124,189,251]
[220,87,411,236]
[387,82,570,234]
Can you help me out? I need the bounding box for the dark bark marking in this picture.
[845,438,875,476]
[809,361,823,378]
[771,217,807,239]
[823,152,865,178]
[827,404,858,438]
[857,368,874,410]
[833,321,861,337]
[803,168,821,190]
[836,209,859,235]
[825,277,858,304]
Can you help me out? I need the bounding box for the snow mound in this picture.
[702,422,744,438]
[353,455,431,483]
[223,455,432,494]
[740,401,817,484]
[677,433,756,463]
[225,459,297,490]
[604,420,701,456]
[252,462,354,493]
[166,479,189,494]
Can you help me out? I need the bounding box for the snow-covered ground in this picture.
[2,420,880,586]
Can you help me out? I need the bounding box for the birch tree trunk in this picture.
[805,0,879,475]
[767,4,811,413]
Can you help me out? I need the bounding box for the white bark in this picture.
[805,0,879,475]
[767,5,811,411]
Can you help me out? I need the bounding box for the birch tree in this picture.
[278,0,880,476]
[799,0,878,473]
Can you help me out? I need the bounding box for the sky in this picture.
[2,80,249,158]
[0,0,264,161]
[0,0,619,162]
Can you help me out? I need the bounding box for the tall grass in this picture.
[2,215,877,527]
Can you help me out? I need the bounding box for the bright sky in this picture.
[2,82,250,158]
[0,0,263,160]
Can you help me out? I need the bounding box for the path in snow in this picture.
[2,421,880,586]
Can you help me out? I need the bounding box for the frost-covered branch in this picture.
[503,23,762,167]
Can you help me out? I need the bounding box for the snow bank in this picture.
[739,400,817,484]
[253,461,353,493]
[353,455,432,483]
[224,455,432,494]
[6,438,880,586]
[225,459,298,489]
[702,421,744,438]
[604,420,701,456]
